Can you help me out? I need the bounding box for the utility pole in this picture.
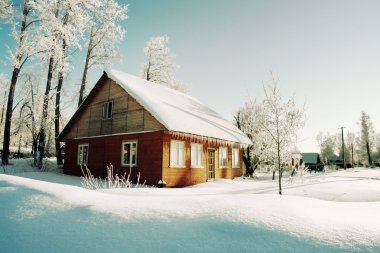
[351,143,354,168]
[339,127,346,170]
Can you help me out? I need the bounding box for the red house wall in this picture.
[64,130,243,187]
[63,131,164,185]
[162,133,243,187]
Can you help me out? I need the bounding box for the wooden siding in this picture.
[60,78,165,140]
[63,131,164,185]
[162,132,243,187]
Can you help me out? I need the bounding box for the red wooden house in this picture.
[58,69,251,187]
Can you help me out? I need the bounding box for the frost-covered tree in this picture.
[0,73,9,140]
[77,0,128,107]
[258,76,305,195]
[34,0,93,167]
[372,134,380,164]
[140,35,187,93]
[358,111,375,166]
[316,132,336,163]
[234,99,274,177]
[0,0,12,21]
[2,0,41,165]
[18,74,40,156]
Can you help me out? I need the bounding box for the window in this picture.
[122,141,138,166]
[232,148,240,168]
[170,141,185,167]
[191,143,203,168]
[219,147,228,168]
[77,144,89,165]
[102,101,113,119]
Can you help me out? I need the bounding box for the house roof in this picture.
[301,153,321,164]
[328,154,341,161]
[106,69,252,145]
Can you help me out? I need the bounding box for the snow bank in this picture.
[1,168,380,248]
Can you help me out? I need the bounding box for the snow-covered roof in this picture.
[106,69,251,145]
[301,153,321,164]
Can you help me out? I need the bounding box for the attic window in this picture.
[102,101,113,119]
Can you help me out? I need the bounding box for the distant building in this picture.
[301,153,324,172]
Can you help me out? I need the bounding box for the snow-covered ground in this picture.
[1,159,380,253]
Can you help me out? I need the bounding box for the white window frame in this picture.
[191,143,203,168]
[232,148,240,168]
[121,140,138,166]
[219,147,228,168]
[77,144,89,165]
[170,140,185,168]
[102,101,113,119]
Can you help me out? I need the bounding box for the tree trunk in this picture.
[0,89,6,139]
[78,29,93,107]
[1,0,29,165]
[366,141,372,166]
[242,146,253,176]
[278,143,282,195]
[36,56,54,168]
[55,40,66,166]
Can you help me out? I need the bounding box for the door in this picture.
[207,149,215,181]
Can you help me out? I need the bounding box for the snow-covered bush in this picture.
[287,163,309,184]
[80,163,146,190]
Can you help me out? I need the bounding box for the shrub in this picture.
[80,163,147,190]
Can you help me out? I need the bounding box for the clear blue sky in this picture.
[1,0,380,152]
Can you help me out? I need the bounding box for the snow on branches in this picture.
[0,0,12,21]
[140,35,188,93]
[236,74,305,194]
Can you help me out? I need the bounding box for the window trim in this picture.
[121,140,138,167]
[219,147,228,168]
[190,143,203,168]
[102,101,113,120]
[77,144,89,166]
[170,140,185,168]
[232,148,240,168]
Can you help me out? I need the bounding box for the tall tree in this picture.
[2,0,40,165]
[359,111,374,166]
[0,74,9,140]
[258,76,305,195]
[34,0,91,167]
[140,35,187,93]
[77,0,128,106]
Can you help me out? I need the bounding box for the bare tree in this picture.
[77,0,128,106]
[140,35,188,93]
[258,76,305,195]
